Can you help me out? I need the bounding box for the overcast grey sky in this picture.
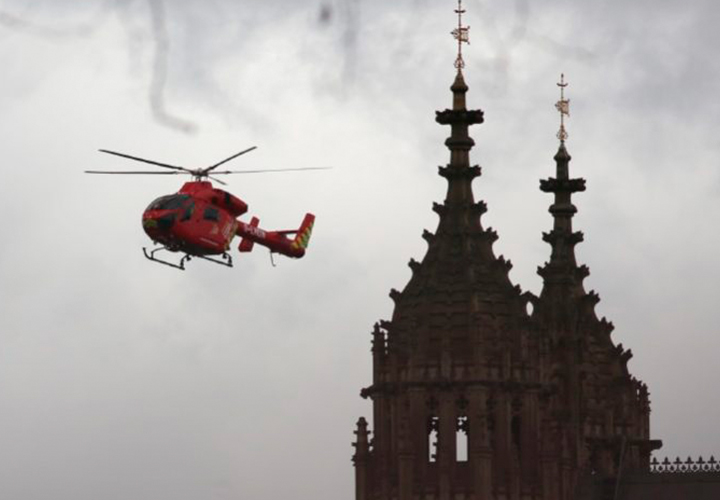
[0,0,719,499]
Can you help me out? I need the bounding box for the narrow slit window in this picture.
[428,416,439,463]
[456,416,468,462]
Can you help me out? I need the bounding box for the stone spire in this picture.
[532,76,660,487]
[352,417,370,500]
[438,0,482,171]
[537,75,589,314]
[392,0,524,339]
[355,6,534,500]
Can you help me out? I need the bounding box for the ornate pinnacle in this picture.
[451,0,470,70]
[555,73,570,142]
[352,417,370,462]
[537,74,588,295]
[436,0,483,176]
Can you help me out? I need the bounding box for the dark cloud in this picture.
[146,0,198,133]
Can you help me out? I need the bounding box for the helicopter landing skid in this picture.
[143,247,191,270]
[193,252,233,268]
[142,247,233,270]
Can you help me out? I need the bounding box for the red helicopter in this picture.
[86,146,324,270]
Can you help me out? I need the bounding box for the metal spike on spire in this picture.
[555,73,570,142]
[451,0,470,70]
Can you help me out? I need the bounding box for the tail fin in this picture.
[238,216,259,252]
[290,214,315,251]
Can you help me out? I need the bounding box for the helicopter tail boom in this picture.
[235,213,315,259]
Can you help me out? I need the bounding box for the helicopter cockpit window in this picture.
[146,194,190,211]
[180,201,195,222]
[203,207,220,221]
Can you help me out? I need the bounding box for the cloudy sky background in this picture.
[0,0,719,498]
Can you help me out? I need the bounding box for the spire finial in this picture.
[555,73,570,142]
[451,0,470,70]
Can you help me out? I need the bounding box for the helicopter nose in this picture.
[143,212,176,231]
[156,213,176,229]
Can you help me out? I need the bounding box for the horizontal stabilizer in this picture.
[238,216,259,252]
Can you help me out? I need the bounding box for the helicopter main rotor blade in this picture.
[207,175,228,186]
[84,170,184,175]
[204,146,258,173]
[98,149,190,172]
[211,167,333,174]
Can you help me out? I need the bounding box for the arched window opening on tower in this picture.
[428,416,439,463]
[456,416,468,462]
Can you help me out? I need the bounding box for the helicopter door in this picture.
[207,208,237,248]
[195,206,232,251]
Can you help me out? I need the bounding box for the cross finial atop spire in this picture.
[451,0,470,70]
[555,73,570,142]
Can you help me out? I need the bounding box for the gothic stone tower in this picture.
[529,79,661,498]
[352,7,659,500]
[353,40,541,500]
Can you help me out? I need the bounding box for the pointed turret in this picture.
[355,4,539,500]
[537,74,589,312]
[352,417,371,500]
[532,76,661,486]
[390,2,526,366]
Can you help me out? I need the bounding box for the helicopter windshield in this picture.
[146,194,190,211]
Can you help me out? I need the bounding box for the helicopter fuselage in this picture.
[140,181,314,265]
[142,181,246,256]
